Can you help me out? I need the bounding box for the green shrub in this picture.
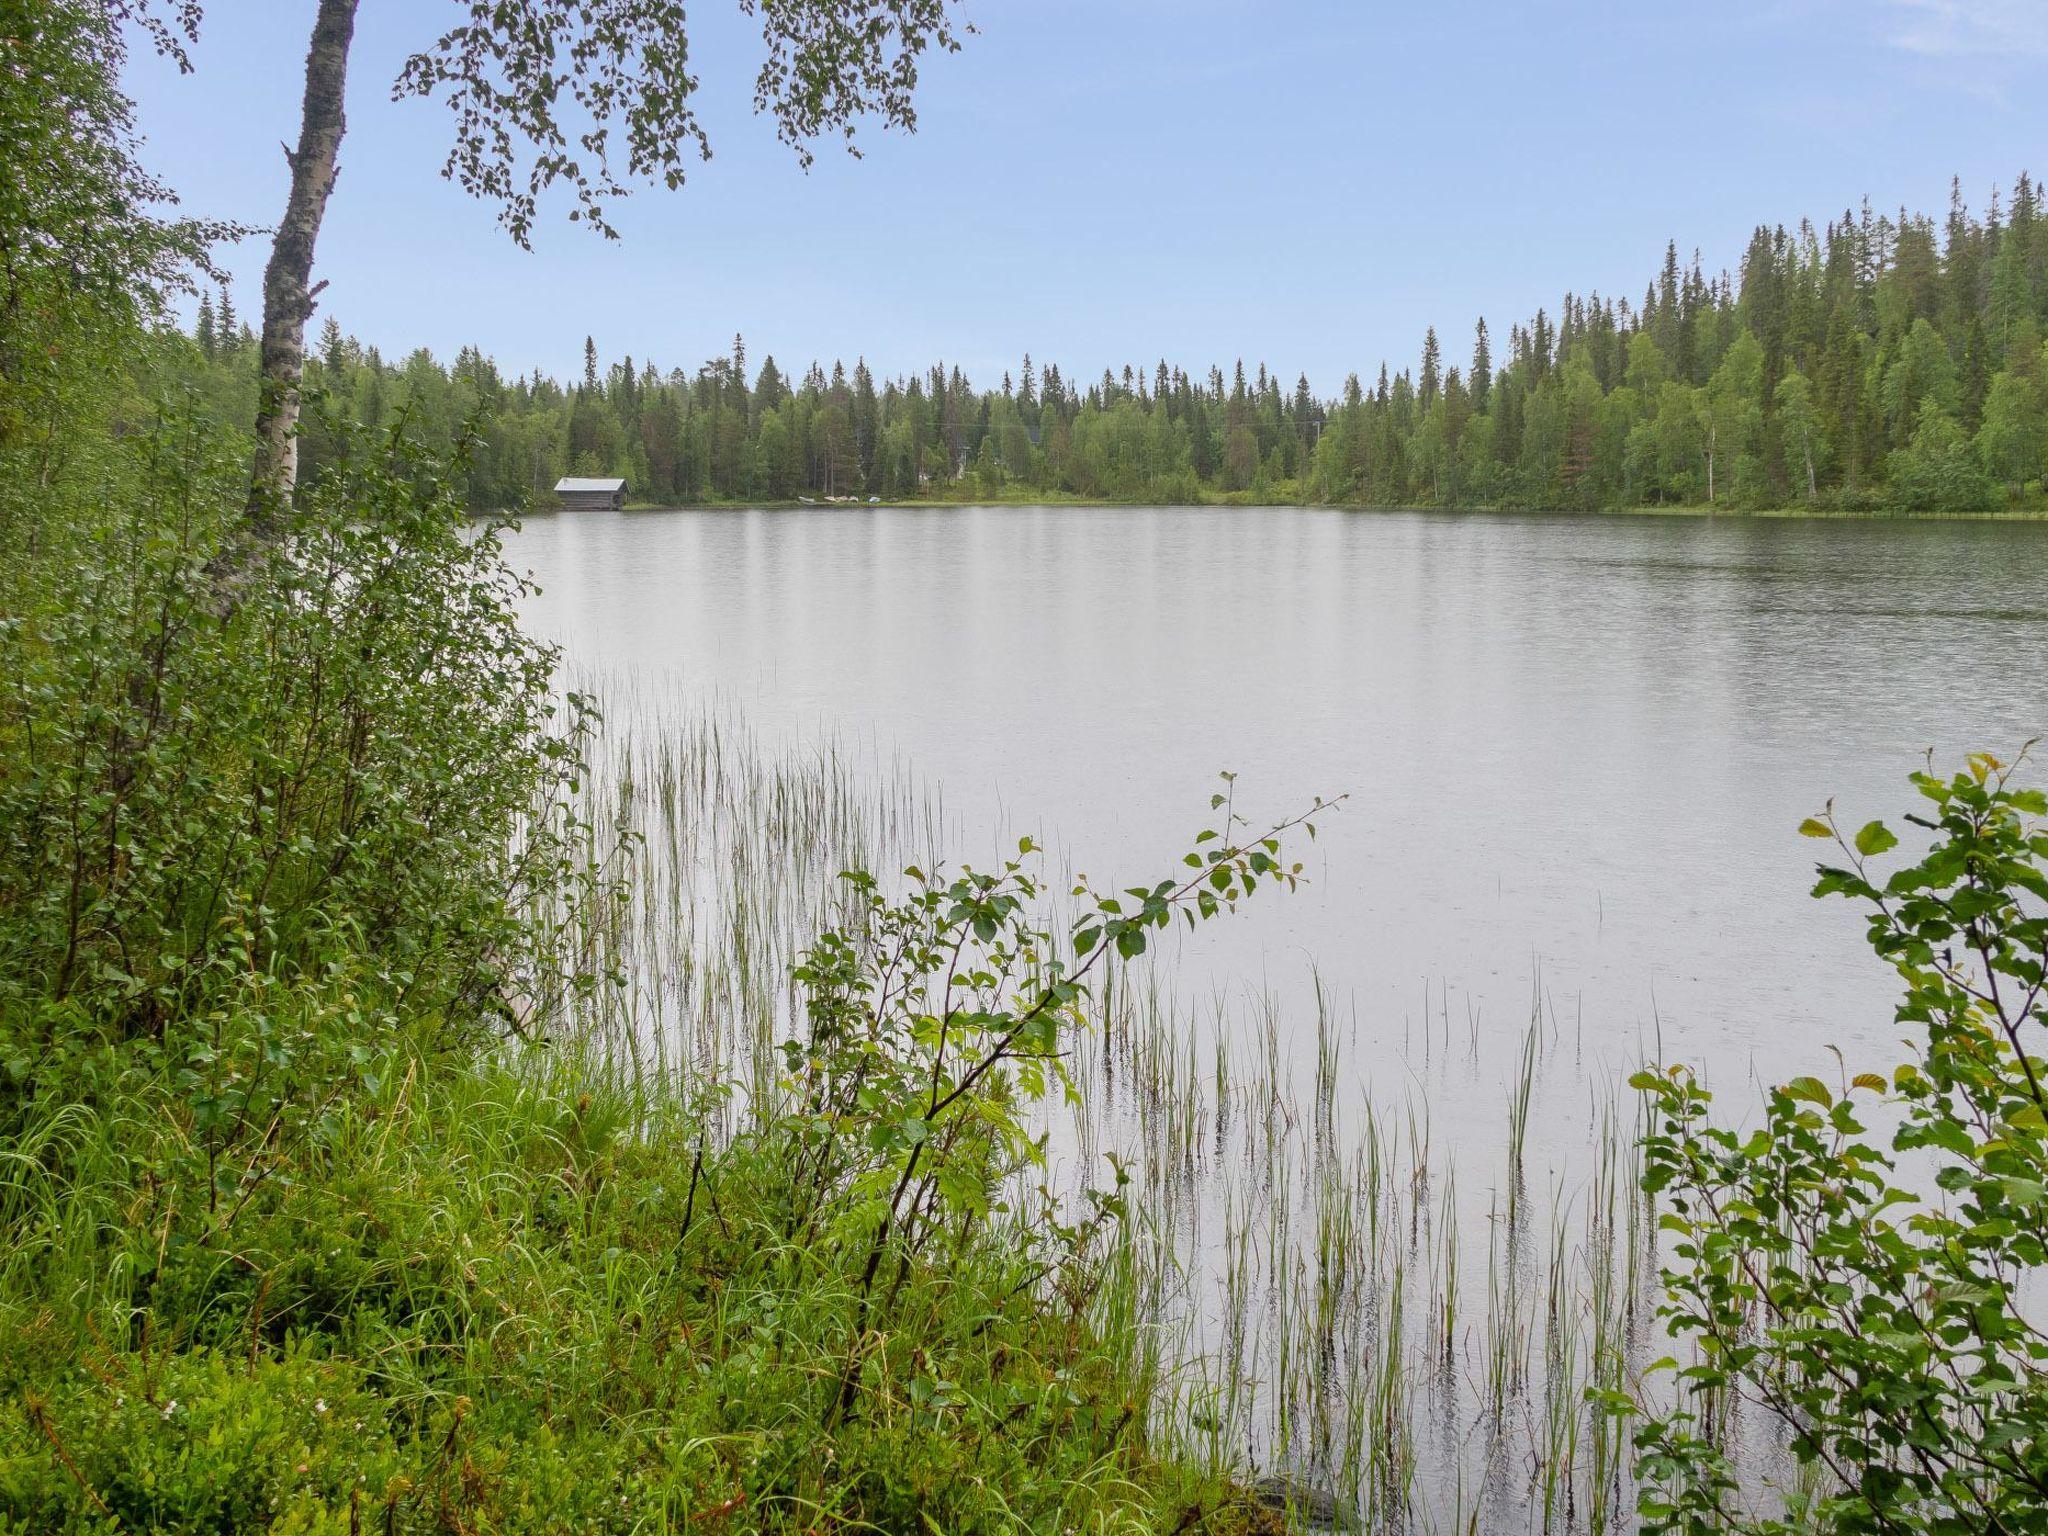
[1886,403,1995,514]
[0,408,592,1043]
[0,1348,406,1535]
[1633,754,2048,1533]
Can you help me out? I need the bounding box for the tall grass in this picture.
[553,680,1687,1533]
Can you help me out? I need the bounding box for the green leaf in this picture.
[1853,820,1897,857]
[1784,1076,1834,1109]
[1797,817,1832,839]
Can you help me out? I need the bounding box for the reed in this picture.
[547,681,1737,1533]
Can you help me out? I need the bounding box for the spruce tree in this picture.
[318,315,345,374]
[754,355,787,416]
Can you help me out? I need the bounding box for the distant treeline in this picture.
[177,175,2048,513]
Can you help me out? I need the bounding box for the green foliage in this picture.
[1775,370,1827,499]
[0,796,1319,1532]
[1977,364,2046,495]
[1632,754,2048,1534]
[1888,402,1995,513]
[3,1349,406,1534]
[0,1018,1266,1533]
[772,787,1333,1420]
[0,411,592,1045]
[1882,319,1962,439]
[0,0,237,506]
[394,1,968,247]
[166,171,2048,514]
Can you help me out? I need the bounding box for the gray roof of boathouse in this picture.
[553,477,626,493]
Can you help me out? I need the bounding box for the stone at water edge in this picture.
[1251,1474,1360,1531]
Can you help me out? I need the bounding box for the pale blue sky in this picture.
[126,0,2048,393]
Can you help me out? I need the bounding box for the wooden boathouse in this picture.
[553,476,626,511]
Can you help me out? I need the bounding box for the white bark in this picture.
[247,0,359,527]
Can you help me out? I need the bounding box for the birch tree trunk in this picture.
[246,0,359,529]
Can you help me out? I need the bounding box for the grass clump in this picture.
[1,1020,1261,1533]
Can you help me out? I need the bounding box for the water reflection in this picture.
[510,503,2048,1158]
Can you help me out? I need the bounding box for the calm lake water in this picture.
[514,504,2046,1104]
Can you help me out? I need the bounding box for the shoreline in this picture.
[518,497,2048,525]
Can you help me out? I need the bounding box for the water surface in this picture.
[512,503,2048,1155]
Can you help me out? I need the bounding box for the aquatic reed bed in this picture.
[550,683,1699,1533]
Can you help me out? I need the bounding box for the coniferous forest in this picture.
[174,176,2048,515]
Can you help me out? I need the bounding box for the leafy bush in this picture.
[0,409,591,1047]
[769,787,1332,1424]
[0,1349,406,1535]
[1634,754,2048,1533]
[1886,404,1995,514]
[0,408,606,1343]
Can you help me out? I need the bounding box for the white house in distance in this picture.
[553,476,626,511]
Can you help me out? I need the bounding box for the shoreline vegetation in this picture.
[584,493,2048,522]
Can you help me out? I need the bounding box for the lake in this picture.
[513,503,2047,1097]
[509,503,2048,1523]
